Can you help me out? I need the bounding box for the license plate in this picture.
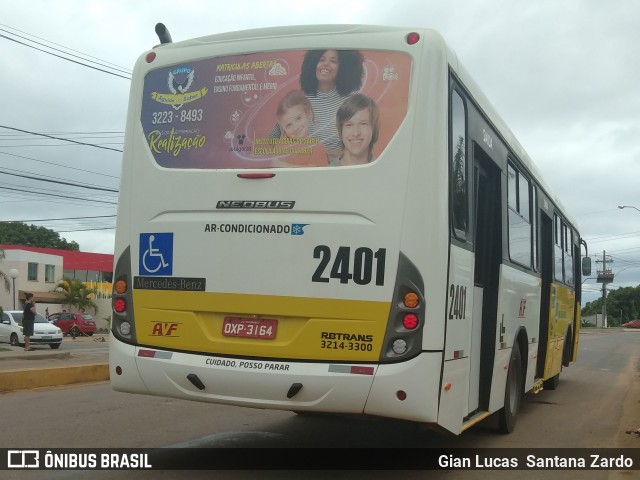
[42,336,52,339]
[222,317,277,339]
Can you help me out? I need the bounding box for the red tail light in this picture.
[113,298,127,313]
[406,32,420,45]
[403,313,419,330]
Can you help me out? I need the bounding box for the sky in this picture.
[1,0,639,306]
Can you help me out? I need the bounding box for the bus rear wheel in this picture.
[498,342,523,434]
[543,372,560,390]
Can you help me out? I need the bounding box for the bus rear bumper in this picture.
[113,343,375,413]
[110,340,443,422]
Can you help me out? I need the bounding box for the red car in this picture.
[622,320,640,329]
[48,312,97,336]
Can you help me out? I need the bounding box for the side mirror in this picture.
[582,257,592,277]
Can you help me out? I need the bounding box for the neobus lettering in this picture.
[216,200,295,209]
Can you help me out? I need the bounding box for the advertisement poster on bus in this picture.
[140,49,411,169]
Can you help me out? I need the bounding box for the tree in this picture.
[55,277,98,314]
[0,248,10,292]
[0,222,79,251]
[583,284,640,326]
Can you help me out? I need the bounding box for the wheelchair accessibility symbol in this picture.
[139,233,173,275]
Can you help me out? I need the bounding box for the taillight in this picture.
[111,247,136,344]
[403,291,419,309]
[113,298,127,313]
[114,279,127,295]
[402,313,419,330]
[406,32,420,45]
[380,253,425,362]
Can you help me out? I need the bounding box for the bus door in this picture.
[536,209,553,379]
[470,145,501,413]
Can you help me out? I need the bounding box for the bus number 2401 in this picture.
[312,246,386,286]
[448,284,467,320]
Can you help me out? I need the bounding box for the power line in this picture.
[0,215,116,222]
[586,231,640,243]
[0,29,131,80]
[0,23,131,73]
[0,125,123,153]
[56,226,115,232]
[0,169,118,193]
[0,150,120,180]
[0,185,117,205]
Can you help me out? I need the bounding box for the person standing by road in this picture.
[22,292,36,351]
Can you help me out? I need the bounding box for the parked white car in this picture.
[0,310,63,349]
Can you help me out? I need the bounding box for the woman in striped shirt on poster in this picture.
[271,49,365,164]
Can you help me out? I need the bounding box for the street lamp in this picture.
[8,268,19,310]
[618,205,640,212]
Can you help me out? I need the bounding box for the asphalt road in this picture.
[1,331,638,480]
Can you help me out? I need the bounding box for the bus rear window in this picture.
[140,49,411,169]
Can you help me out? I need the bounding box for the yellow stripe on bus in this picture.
[543,283,576,380]
[132,290,391,361]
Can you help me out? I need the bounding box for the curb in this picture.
[0,351,71,361]
[0,364,110,392]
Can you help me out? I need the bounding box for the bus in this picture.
[110,23,591,435]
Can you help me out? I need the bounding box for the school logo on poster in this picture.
[150,66,208,109]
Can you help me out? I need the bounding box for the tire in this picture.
[49,343,61,349]
[498,342,523,434]
[70,327,81,337]
[10,333,20,347]
[562,330,572,367]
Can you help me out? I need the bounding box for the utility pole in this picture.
[596,250,614,328]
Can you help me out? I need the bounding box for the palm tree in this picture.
[54,276,98,314]
[0,248,10,293]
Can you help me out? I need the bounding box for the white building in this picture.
[0,245,113,329]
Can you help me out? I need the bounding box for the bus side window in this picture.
[553,214,564,282]
[507,163,532,269]
[565,226,574,286]
[450,90,468,240]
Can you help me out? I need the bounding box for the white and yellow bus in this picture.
[110,24,591,435]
